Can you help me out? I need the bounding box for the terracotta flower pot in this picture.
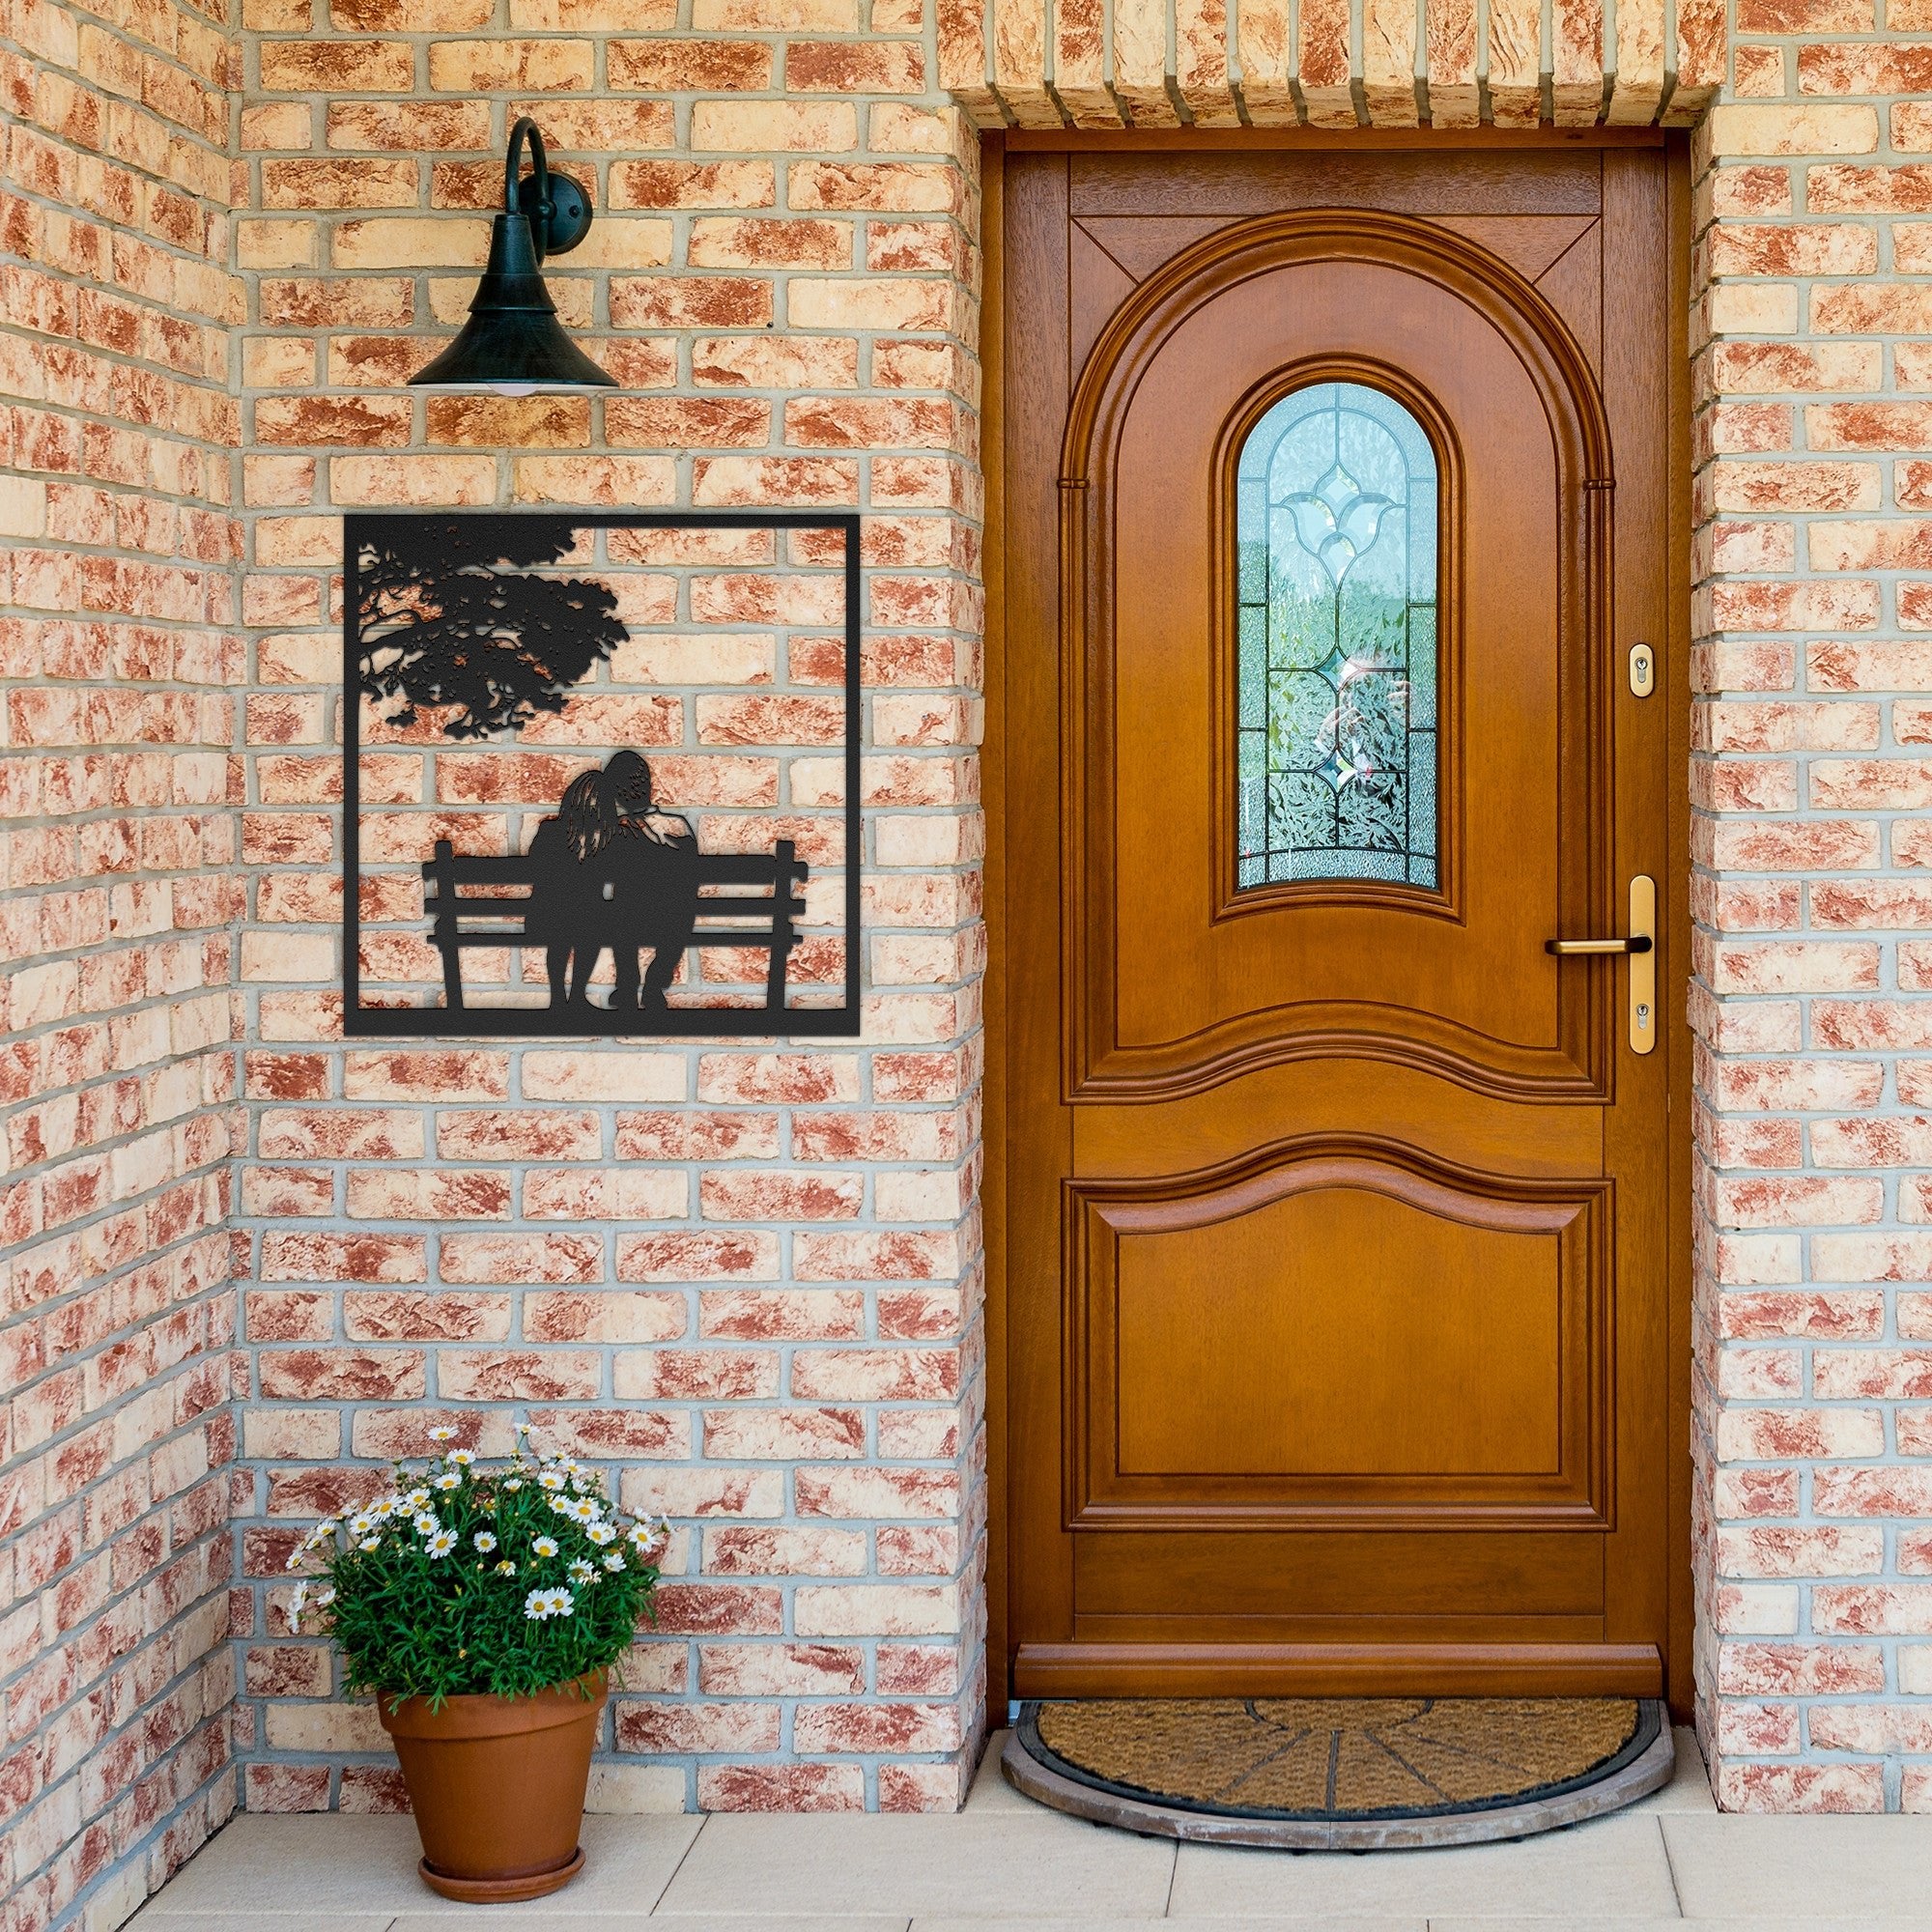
[378,1672,607,1902]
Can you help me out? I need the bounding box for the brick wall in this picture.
[1690,45,1932,1810]
[937,0,1721,127]
[28,0,1932,1890]
[0,0,245,1921]
[226,5,988,1818]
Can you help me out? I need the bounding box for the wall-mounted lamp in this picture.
[410,117,614,396]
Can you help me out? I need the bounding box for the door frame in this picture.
[980,128,1696,1719]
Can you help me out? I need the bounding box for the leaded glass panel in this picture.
[1236,382,1439,891]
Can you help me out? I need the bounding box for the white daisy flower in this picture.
[347,1513,374,1538]
[434,1471,461,1492]
[538,1470,566,1492]
[315,1585,335,1607]
[472,1531,497,1553]
[586,1523,617,1547]
[447,1449,475,1466]
[495,1559,518,1577]
[371,1498,397,1518]
[413,1512,439,1536]
[427,1529,458,1557]
[565,1498,599,1524]
[523,1586,574,1621]
[532,1535,558,1559]
[503,1478,524,1492]
[404,1488,431,1510]
[602,1552,627,1573]
[568,1559,595,1584]
[627,1518,668,1554]
[429,1426,456,1442]
[359,1537,381,1552]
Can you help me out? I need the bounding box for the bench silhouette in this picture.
[422,837,809,1013]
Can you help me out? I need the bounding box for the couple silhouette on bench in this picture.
[525,750,697,1010]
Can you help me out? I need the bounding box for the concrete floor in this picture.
[130,1728,1932,1929]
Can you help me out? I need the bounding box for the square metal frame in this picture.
[340,508,864,1037]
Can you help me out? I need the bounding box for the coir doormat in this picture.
[1004,1697,1674,1849]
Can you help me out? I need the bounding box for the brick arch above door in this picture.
[937,0,1722,130]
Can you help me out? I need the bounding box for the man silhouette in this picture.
[600,752,698,1009]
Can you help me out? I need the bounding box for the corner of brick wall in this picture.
[226,0,989,1816]
[0,0,248,1918]
[41,0,1932,1860]
[1690,15,1932,1811]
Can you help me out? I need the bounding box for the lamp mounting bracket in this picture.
[505,115,592,261]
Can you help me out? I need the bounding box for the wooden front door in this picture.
[996,141,1688,1702]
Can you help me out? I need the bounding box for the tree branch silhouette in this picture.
[355,519,629,741]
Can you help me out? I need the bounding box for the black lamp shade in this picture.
[410,119,614,396]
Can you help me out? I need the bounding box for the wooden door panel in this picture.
[1066,150,1604,219]
[1065,214,1619,1107]
[1536,224,1606,373]
[1015,1639,1662,1699]
[1003,142,1683,1701]
[1071,1057,1605,1178]
[1068,224,1138,380]
[1428,214,1597,281]
[1068,212,1610,381]
[1070,1146,1610,1529]
[1109,264,1560,1049]
[1117,1196,1565,1478]
[1076,1531,1605,1619]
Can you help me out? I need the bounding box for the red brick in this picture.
[696,1763,865,1810]
[440,1234,601,1285]
[615,1701,781,1753]
[259,1350,426,1401]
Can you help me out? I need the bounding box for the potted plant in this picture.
[287,1425,668,1902]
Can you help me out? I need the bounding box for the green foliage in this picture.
[287,1429,667,1708]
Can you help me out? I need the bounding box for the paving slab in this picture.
[917,1919,1426,1932]
[1662,1814,1932,1919]
[1169,1814,1679,1919]
[655,1813,1175,1918]
[132,1813,702,1917]
[964,1728,1032,1812]
[393,1918,902,1931]
[1432,1921,1932,1932]
[131,1918,395,1932]
[1628,1730,1716,1814]
[132,1818,422,1916]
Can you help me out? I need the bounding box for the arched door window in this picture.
[1236,381,1439,891]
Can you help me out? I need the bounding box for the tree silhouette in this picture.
[355,519,629,741]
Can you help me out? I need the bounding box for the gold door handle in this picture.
[1545,936,1653,955]
[1544,877,1657,1055]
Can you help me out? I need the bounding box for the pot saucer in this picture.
[418,1845,584,1902]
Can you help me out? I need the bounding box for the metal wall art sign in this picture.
[341,510,862,1037]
